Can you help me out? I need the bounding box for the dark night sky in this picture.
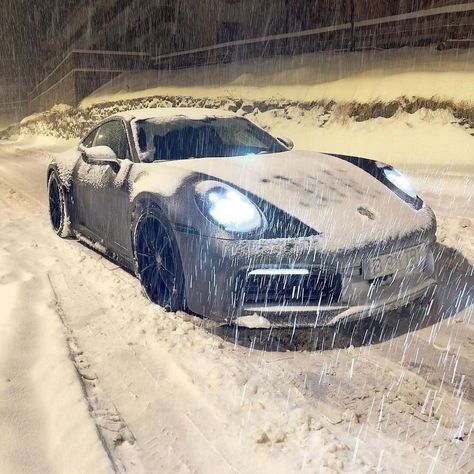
[0,0,80,91]
[0,1,39,88]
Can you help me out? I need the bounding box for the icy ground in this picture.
[0,131,472,473]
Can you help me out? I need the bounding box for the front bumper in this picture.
[175,228,437,328]
[238,276,437,328]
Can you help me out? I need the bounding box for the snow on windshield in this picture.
[132,116,285,162]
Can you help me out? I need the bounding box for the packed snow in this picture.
[0,178,112,474]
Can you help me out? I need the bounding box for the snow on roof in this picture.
[112,107,238,122]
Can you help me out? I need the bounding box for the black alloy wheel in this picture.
[48,172,70,237]
[136,213,185,311]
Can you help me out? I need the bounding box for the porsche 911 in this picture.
[47,108,436,328]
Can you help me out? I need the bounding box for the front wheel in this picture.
[48,172,72,238]
[135,212,186,312]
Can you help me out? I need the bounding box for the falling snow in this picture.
[0,2,473,474]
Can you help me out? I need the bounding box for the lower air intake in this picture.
[240,270,342,307]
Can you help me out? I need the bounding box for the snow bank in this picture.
[11,93,473,172]
[0,181,111,474]
[254,106,474,170]
[0,133,76,152]
[83,47,474,107]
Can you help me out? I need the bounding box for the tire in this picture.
[134,210,186,312]
[48,172,72,238]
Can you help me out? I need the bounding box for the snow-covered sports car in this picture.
[47,108,436,328]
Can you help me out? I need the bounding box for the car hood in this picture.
[131,150,435,251]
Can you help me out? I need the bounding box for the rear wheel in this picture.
[48,172,71,238]
[135,212,186,311]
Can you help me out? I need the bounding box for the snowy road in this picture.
[0,137,473,473]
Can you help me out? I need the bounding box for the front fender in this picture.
[47,149,82,191]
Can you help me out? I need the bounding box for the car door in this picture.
[73,126,100,234]
[73,120,134,257]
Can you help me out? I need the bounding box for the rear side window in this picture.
[82,129,97,148]
[94,120,131,160]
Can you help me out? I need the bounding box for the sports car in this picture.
[47,108,436,328]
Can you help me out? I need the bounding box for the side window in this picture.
[94,121,131,160]
[82,129,97,148]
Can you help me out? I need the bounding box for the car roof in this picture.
[110,107,239,122]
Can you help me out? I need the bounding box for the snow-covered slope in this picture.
[83,47,474,107]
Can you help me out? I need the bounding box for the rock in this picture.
[240,102,254,113]
[254,101,269,113]
[226,102,239,112]
[460,218,471,228]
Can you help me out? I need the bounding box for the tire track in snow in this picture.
[47,271,250,473]
[48,273,146,474]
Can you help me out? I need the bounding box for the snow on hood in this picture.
[134,150,434,251]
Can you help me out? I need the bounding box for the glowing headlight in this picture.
[195,181,263,233]
[377,163,417,199]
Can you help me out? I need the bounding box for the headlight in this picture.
[376,163,417,200]
[195,181,264,233]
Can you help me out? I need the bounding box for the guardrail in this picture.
[29,49,150,100]
[151,2,474,68]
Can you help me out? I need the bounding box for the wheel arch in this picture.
[47,165,73,238]
[131,195,187,309]
[47,164,69,190]
[130,193,169,271]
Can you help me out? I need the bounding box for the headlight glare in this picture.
[195,181,263,233]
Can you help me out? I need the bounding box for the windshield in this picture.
[134,116,287,161]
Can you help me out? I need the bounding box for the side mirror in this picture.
[81,145,119,170]
[277,136,294,150]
